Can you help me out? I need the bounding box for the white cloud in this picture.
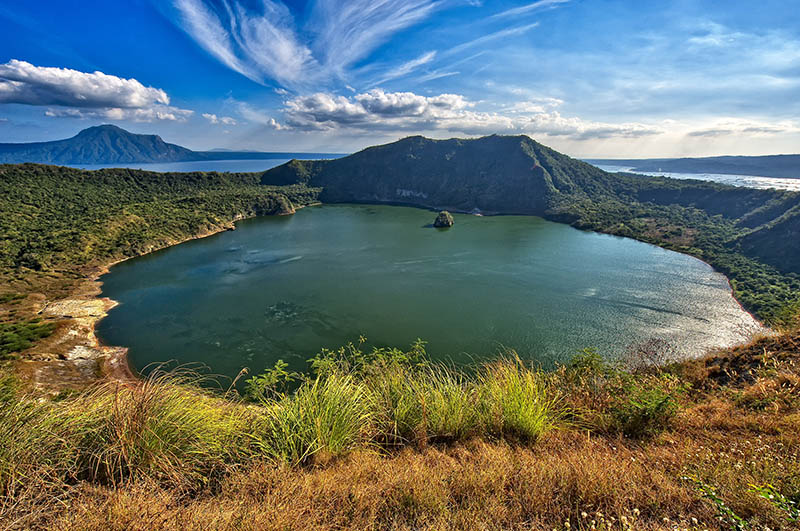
[491,0,570,19]
[0,59,168,108]
[445,22,540,56]
[308,0,441,78]
[279,88,662,139]
[686,119,800,138]
[0,60,193,122]
[174,0,316,86]
[44,106,193,122]
[202,112,237,125]
[234,101,284,129]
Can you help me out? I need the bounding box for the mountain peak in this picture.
[74,124,162,141]
[262,133,611,213]
[0,124,196,164]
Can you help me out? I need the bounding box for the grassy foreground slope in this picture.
[2,332,800,529]
[263,135,800,324]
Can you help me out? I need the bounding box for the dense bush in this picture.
[0,164,320,272]
[0,319,56,359]
[608,378,680,438]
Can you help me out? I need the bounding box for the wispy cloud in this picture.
[168,0,444,89]
[307,0,442,79]
[686,119,799,138]
[173,0,316,86]
[445,22,540,56]
[491,0,570,19]
[371,51,437,86]
[0,60,193,122]
[233,100,283,129]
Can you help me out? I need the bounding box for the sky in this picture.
[0,0,798,157]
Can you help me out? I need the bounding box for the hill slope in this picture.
[262,135,621,214]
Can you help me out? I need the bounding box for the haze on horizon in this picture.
[0,0,798,158]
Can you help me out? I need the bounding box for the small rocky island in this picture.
[433,210,455,228]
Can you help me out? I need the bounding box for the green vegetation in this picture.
[0,342,560,488]
[0,124,198,165]
[0,293,24,304]
[433,210,454,227]
[0,319,56,360]
[0,163,319,274]
[553,181,800,325]
[1,136,800,528]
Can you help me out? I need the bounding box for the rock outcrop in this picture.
[434,210,455,228]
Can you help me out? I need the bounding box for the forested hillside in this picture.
[0,163,319,273]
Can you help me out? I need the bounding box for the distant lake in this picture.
[97,204,762,378]
[592,164,800,192]
[72,155,340,173]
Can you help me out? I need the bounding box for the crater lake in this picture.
[96,204,763,378]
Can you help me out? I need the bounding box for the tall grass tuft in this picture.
[367,363,481,445]
[66,369,255,485]
[479,355,562,443]
[253,372,374,465]
[0,368,255,494]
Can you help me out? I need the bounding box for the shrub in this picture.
[253,372,374,465]
[480,356,562,443]
[244,359,302,401]
[609,376,681,438]
[0,319,56,359]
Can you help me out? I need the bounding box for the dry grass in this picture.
[2,330,800,530]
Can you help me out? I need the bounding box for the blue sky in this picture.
[0,0,798,157]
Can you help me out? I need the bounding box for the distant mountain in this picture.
[587,155,800,179]
[0,125,200,165]
[0,125,343,165]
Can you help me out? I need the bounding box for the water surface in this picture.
[592,164,800,191]
[97,205,762,377]
[73,156,338,173]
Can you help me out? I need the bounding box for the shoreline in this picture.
[25,200,765,391]
[90,204,320,384]
[20,204,317,392]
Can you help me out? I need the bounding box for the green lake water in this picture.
[96,204,763,378]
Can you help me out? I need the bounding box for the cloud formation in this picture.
[371,51,437,86]
[0,60,192,121]
[202,112,237,125]
[278,89,662,140]
[170,0,442,88]
[686,119,799,138]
